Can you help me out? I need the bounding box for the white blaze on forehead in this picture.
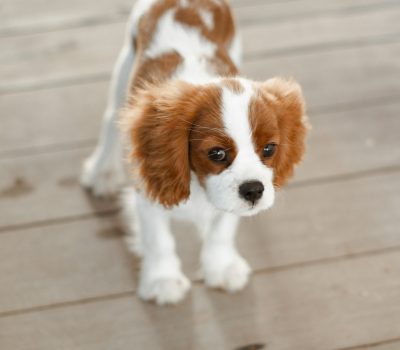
[221,80,258,164]
[220,79,274,184]
[204,79,275,215]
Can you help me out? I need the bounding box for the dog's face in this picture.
[123,77,308,216]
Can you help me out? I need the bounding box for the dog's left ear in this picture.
[261,77,310,187]
[122,81,213,207]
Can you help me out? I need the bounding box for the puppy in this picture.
[81,0,309,305]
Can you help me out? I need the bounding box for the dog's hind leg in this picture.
[81,40,134,196]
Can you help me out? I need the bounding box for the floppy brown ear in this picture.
[261,77,310,188]
[121,81,208,207]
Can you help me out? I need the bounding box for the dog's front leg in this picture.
[134,195,191,305]
[200,213,251,292]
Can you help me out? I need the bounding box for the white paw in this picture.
[203,254,251,293]
[138,273,191,305]
[80,154,125,197]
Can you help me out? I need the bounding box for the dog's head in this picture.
[122,77,309,216]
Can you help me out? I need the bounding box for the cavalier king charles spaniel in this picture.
[81,0,309,305]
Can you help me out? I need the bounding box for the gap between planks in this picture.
[334,336,400,350]
[1,0,397,38]
[1,243,400,320]
[1,164,400,234]
[1,33,400,96]
[0,93,399,161]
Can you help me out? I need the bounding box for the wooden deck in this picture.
[1,0,400,349]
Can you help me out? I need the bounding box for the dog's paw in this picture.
[138,273,191,305]
[80,154,125,197]
[203,254,251,293]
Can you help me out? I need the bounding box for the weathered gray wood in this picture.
[1,96,399,228]
[0,22,125,93]
[345,341,400,350]
[1,0,396,36]
[0,81,108,156]
[1,5,399,93]
[242,5,400,59]
[1,42,400,154]
[296,100,400,182]
[0,148,116,230]
[1,170,399,314]
[1,251,400,350]
[245,42,400,111]
[235,0,400,26]
[0,217,135,313]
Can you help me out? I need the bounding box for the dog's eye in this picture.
[263,143,277,158]
[208,148,228,162]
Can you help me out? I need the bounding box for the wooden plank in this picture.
[0,148,116,230]
[0,217,135,313]
[1,0,395,36]
[345,341,400,350]
[295,100,400,182]
[1,170,399,314]
[1,42,400,154]
[242,5,400,59]
[245,42,400,111]
[1,5,399,93]
[0,22,125,93]
[0,81,108,156]
[1,99,400,228]
[1,251,400,350]
[237,170,400,272]
[234,0,400,26]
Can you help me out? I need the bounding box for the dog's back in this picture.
[129,0,240,92]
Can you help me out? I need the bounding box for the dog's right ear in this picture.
[121,81,204,207]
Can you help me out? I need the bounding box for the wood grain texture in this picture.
[1,0,400,349]
[1,44,400,155]
[1,4,399,93]
[0,217,135,313]
[1,170,399,314]
[1,0,396,36]
[1,98,399,229]
[0,148,116,230]
[0,81,108,155]
[1,251,400,350]
[246,42,400,111]
[242,4,400,59]
[342,341,400,350]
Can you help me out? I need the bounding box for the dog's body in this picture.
[82,0,309,305]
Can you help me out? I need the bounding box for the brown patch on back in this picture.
[130,51,183,94]
[250,78,309,188]
[221,78,245,94]
[175,0,238,76]
[135,0,178,53]
[174,0,235,46]
[129,0,238,94]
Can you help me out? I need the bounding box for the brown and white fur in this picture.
[81,0,309,305]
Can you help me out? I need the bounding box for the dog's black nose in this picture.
[239,181,264,204]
